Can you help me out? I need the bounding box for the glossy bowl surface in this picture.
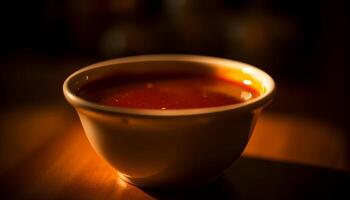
[63,54,275,188]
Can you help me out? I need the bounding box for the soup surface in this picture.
[77,72,259,109]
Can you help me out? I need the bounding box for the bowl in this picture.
[63,54,275,188]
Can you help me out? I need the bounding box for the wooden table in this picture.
[0,106,349,199]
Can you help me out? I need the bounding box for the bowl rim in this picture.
[63,54,276,116]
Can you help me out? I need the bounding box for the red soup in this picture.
[77,72,260,109]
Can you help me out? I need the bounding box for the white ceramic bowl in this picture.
[63,55,275,188]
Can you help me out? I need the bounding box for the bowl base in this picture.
[117,172,221,189]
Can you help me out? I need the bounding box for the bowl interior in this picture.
[63,55,275,116]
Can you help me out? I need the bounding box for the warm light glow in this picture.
[116,174,128,189]
[243,80,252,85]
[241,91,252,100]
[242,67,253,74]
[117,171,132,178]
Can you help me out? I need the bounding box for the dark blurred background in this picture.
[0,1,348,131]
[0,0,348,128]
[0,2,349,199]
